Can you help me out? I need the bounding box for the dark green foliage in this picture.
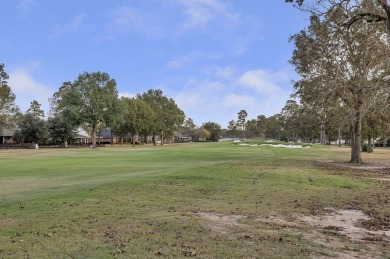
[51,72,120,147]
[203,121,222,142]
[137,89,185,145]
[47,114,76,145]
[122,98,155,146]
[26,100,45,118]
[16,113,47,144]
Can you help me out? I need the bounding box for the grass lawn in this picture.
[0,142,389,258]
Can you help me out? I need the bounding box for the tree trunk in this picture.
[153,134,156,146]
[110,130,114,145]
[350,94,363,164]
[367,135,373,153]
[160,130,164,145]
[132,134,136,147]
[320,124,325,145]
[338,127,342,147]
[91,124,96,148]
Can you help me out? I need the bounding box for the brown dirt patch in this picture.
[297,208,390,240]
[197,208,389,259]
[195,212,245,235]
[258,208,389,259]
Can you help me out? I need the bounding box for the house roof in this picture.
[99,128,132,138]
[0,128,15,137]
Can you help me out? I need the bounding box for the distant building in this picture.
[0,128,15,144]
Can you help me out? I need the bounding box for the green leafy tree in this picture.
[122,98,155,146]
[237,110,248,139]
[103,94,126,145]
[137,89,185,145]
[47,114,76,146]
[110,98,130,144]
[198,127,211,140]
[51,72,120,148]
[203,121,222,142]
[16,113,47,144]
[286,0,390,35]
[26,100,45,119]
[290,9,389,163]
[183,117,197,141]
[245,119,260,139]
[0,63,20,128]
[281,100,301,143]
[226,120,238,137]
[266,114,286,141]
[257,115,268,140]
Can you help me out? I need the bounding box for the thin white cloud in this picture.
[222,94,256,109]
[215,66,236,80]
[107,7,141,33]
[165,55,196,70]
[105,6,163,39]
[119,92,136,98]
[17,0,36,17]
[238,69,287,96]
[175,0,239,30]
[51,14,88,39]
[171,67,293,127]
[164,52,222,71]
[174,79,225,110]
[8,67,52,116]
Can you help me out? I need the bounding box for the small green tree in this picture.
[198,127,211,140]
[0,63,20,129]
[226,120,238,137]
[257,115,268,140]
[16,114,47,144]
[26,100,45,119]
[47,114,76,146]
[137,89,185,145]
[237,110,248,139]
[122,98,155,146]
[245,119,260,139]
[203,121,222,142]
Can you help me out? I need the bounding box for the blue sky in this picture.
[1,0,308,128]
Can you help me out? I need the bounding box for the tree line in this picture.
[284,0,390,164]
[0,69,191,147]
[3,0,390,162]
[0,65,227,146]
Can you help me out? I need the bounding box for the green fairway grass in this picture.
[0,142,389,258]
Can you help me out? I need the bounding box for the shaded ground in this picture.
[317,159,390,176]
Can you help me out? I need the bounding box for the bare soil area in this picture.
[197,209,390,259]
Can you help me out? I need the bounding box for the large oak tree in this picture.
[286,0,390,35]
[290,10,390,163]
[137,89,184,145]
[122,98,155,146]
[51,72,120,148]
